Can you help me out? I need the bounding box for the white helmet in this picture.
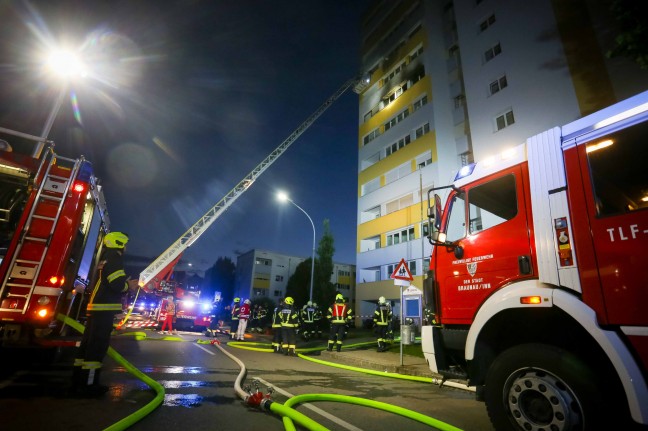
[307,301,313,306]
[378,296,386,305]
[244,299,251,304]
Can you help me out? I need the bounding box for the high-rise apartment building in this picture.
[354,0,646,320]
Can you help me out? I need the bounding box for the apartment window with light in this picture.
[479,14,496,32]
[489,75,508,95]
[484,42,502,62]
[495,109,515,131]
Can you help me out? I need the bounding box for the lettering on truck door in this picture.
[575,120,648,326]
[438,166,534,324]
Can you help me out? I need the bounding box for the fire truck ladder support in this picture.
[0,147,83,313]
[139,76,363,288]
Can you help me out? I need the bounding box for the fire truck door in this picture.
[577,122,648,326]
[438,166,533,324]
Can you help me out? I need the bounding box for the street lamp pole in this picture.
[277,192,316,302]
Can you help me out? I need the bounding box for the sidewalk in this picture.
[318,344,437,378]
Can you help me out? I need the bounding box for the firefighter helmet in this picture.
[104,232,129,249]
[284,297,294,305]
[233,297,240,303]
[335,293,344,303]
[378,296,386,305]
[307,301,313,306]
[244,299,251,304]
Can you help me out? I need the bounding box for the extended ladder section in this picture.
[0,148,82,314]
[139,76,361,288]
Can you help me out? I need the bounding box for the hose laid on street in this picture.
[217,339,464,431]
[56,314,165,431]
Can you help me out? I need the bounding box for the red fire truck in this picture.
[0,127,109,347]
[151,281,212,332]
[422,91,648,430]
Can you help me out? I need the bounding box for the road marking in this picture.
[194,343,216,355]
[255,377,363,431]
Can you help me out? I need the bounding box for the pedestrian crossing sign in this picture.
[391,258,413,281]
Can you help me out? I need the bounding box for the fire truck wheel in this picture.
[484,343,615,431]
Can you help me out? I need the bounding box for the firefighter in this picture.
[235,299,251,341]
[373,296,392,352]
[229,297,241,339]
[327,293,353,352]
[280,296,299,356]
[271,298,284,353]
[71,232,137,397]
[300,301,316,341]
[255,304,268,333]
[312,302,323,338]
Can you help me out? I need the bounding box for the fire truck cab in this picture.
[422,91,648,430]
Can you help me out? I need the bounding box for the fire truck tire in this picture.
[484,343,616,431]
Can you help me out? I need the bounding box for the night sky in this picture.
[0,1,369,274]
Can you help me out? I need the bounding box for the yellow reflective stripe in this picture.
[107,270,126,282]
[82,361,102,370]
[87,303,122,311]
[89,277,101,305]
[121,282,128,292]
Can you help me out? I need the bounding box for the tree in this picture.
[607,0,648,69]
[204,257,236,304]
[285,258,313,306]
[315,219,336,308]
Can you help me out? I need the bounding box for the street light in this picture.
[34,47,87,157]
[277,191,316,302]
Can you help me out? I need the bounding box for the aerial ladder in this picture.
[138,75,369,292]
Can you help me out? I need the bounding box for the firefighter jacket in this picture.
[231,303,241,321]
[88,249,128,313]
[280,305,299,328]
[313,307,323,322]
[239,303,251,320]
[327,303,353,325]
[301,305,316,323]
[272,306,283,328]
[373,304,392,326]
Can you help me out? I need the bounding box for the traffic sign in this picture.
[390,258,413,281]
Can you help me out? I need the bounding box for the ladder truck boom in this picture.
[139,75,366,289]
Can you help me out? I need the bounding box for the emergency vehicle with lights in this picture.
[152,281,212,332]
[0,127,109,347]
[422,91,648,431]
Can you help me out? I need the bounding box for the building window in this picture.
[385,134,411,157]
[409,260,417,275]
[415,123,430,139]
[386,193,414,215]
[364,111,373,122]
[489,75,508,95]
[386,227,416,246]
[495,109,515,131]
[256,258,271,266]
[363,128,381,146]
[479,14,496,32]
[413,95,428,112]
[361,177,380,196]
[384,109,409,132]
[484,42,502,62]
[454,94,466,109]
[275,275,284,282]
[274,290,281,297]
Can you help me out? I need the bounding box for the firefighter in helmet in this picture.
[300,300,316,341]
[373,296,392,352]
[280,296,299,356]
[71,232,137,396]
[229,297,241,339]
[327,293,353,352]
[271,298,284,353]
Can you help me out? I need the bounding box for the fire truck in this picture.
[422,91,648,431]
[0,127,109,347]
[151,280,212,332]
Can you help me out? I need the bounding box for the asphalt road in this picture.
[0,329,493,431]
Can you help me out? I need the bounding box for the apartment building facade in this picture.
[235,249,356,306]
[355,0,646,320]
